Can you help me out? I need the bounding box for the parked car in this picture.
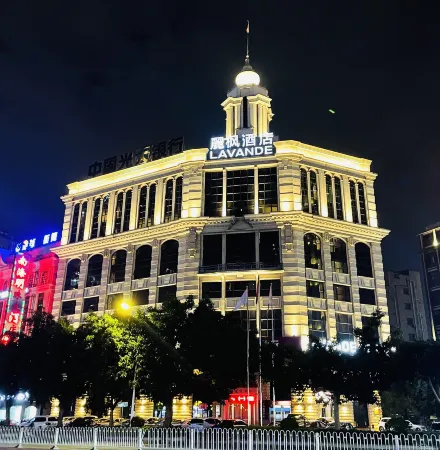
[67,417,97,427]
[327,422,355,430]
[406,420,427,432]
[308,420,328,429]
[204,418,221,428]
[214,419,247,429]
[378,417,391,432]
[30,416,58,428]
[187,418,205,431]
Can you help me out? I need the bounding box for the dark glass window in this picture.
[405,303,412,310]
[355,243,373,277]
[202,235,223,266]
[61,300,76,316]
[122,190,132,232]
[158,285,177,303]
[106,293,123,310]
[431,290,440,308]
[358,183,368,225]
[132,289,149,306]
[428,270,440,289]
[309,171,319,215]
[361,316,379,342]
[336,313,354,342]
[422,232,434,249]
[164,179,174,223]
[330,238,348,273]
[204,172,223,217]
[83,297,99,313]
[160,240,179,275]
[91,198,101,239]
[334,177,344,220]
[147,184,156,227]
[242,96,249,128]
[301,169,309,213]
[258,168,278,213]
[326,175,334,219]
[86,254,103,287]
[202,282,222,299]
[37,293,44,310]
[138,186,148,229]
[77,203,87,242]
[64,259,81,291]
[306,281,325,298]
[259,231,280,266]
[229,309,257,332]
[260,309,282,340]
[359,288,376,305]
[425,250,439,270]
[174,177,183,220]
[333,284,351,302]
[304,233,322,269]
[350,181,359,224]
[226,281,256,297]
[308,310,327,340]
[69,204,80,243]
[133,245,152,279]
[260,280,281,296]
[226,233,255,264]
[109,250,127,283]
[99,195,109,237]
[226,169,254,216]
[114,192,124,234]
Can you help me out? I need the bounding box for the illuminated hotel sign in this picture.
[15,231,59,253]
[207,133,275,160]
[228,394,255,404]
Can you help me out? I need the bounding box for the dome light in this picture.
[235,70,260,87]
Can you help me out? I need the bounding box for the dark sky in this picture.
[0,0,438,272]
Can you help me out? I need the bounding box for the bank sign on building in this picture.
[52,54,389,428]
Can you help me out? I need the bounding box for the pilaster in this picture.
[176,230,200,302]
[182,164,203,219]
[105,192,116,236]
[149,242,160,305]
[342,177,353,222]
[99,250,111,312]
[278,159,295,212]
[317,170,328,218]
[62,202,74,245]
[371,242,390,340]
[83,198,93,241]
[53,258,67,318]
[365,180,378,228]
[129,185,139,231]
[123,245,135,301]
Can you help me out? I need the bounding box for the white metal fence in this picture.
[0,427,439,450]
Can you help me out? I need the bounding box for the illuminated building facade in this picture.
[0,233,60,338]
[52,56,390,426]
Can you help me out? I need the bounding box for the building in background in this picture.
[0,231,15,252]
[0,232,60,339]
[52,53,390,428]
[385,270,431,341]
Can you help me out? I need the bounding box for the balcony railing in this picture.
[199,262,283,273]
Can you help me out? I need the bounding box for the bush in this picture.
[131,416,146,427]
[385,417,410,433]
[279,416,299,430]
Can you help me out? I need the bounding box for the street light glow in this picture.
[120,302,131,311]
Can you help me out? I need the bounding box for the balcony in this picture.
[199,262,283,274]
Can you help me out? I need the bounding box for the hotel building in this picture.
[52,56,390,426]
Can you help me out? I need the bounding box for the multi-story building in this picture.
[385,270,431,341]
[419,223,440,340]
[52,55,390,426]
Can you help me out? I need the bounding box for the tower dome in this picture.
[235,59,260,87]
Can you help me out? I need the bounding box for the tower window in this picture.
[226,169,254,216]
[204,172,223,217]
[258,167,278,213]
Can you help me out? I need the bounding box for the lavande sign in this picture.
[207,133,275,160]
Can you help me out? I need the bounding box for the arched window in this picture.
[326,175,344,220]
[330,238,348,273]
[304,233,322,269]
[355,243,373,278]
[147,184,156,226]
[133,245,152,279]
[64,259,81,291]
[138,185,157,228]
[114,192,124,234]
[123,190,132,232]
[99,195,109,237]
[174,177,183,220]
[86,254,103,287]
[164,179,174,223]
[301,169,319,215]
[77,202,87,242]
[109,250,127,283]
[160,240,179,275]
[90,198,101,239]
[358,183,368,225]
[350,181,368,225]
[138,186,148,228]
[69,204,80,243]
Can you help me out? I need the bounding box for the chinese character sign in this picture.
[15,232,59,253]
[208,133,275,160]
[228,394,256,404]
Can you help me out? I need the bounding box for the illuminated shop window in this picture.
[304,233,322,269]
[133,246,152,279]
[64,259,80,291]
[308,310,327,340]
[204,172,223,217]
[301,168,319,215]
[160,240,179,275]
[226,169,254,216]
[109,250,127,283]
[86,254,103,287]
[355,243,373,277]
[330,238,348,273]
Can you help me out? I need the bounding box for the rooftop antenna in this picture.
[246,20,250,64]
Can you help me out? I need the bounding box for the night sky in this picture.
[0,0,438,272]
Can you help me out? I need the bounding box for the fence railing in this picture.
[0,427,439,450]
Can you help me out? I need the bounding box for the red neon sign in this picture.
[228,395,255,404]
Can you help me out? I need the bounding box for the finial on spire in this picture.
[245,20,250,64]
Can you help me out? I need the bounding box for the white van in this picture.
[32,416,58,428]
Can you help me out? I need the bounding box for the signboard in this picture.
[88,137,185,178]
[207,133,275,161]
[320,339,357,355]
[228,394,256,404]
[117,402,128,408]
[15,231,59,253]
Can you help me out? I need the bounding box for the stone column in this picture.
[347,238,362,329]
[176,229,200,302]
[254,166,259,214]
[154,179,164,225]
[365,179,378,228]
[371,242,390,340]
[182,164,203,218]
[149,241,160,305]
[83,198,93,241]
[75,254,88,316]
[322,234,336,339]
[52,258,67,318]
[317,170,328,217]
[129,185,139,231]
[61,200,74,245]
[105,191,116,236]
[99,249,111,312]
[277,159,295,212]
[123,245,135,302]
[342,177,353,223]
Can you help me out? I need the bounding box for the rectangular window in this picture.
[204,172,223,217]
[132,289,149,306]
[358,183,368,225]
[306,280,325,298]
[425,251,439,270]
[83,297,99,313]
[258,167,278,213]
[163,180,174,223]
[226,233,256,265]
[407,318,415,327]
[202,282,222,299]
[260,309,282,341]
[404,303,412,310]
[202,234,223,267]
[260,280,281,296]
[77,202,87,242]
[147,185,156,227]
[326,175,334,219]
[334,177,344,220]
[226,281,256,298]
[69,204,80,243]
[359,288,376,305]
[158,285,177,303]
[229,309,257,333]
[61,300,76,316]
[301,169,309,213]
[403,287,410,295]
[106,293,123,310]
[114,193,124,234]
[91,199,101,239]
[336,313,354,342]
[37,293,44,309]
[361,316,379,342]
[333,284,351,302]
[99,195,109,237]
[226,169,254,216]
[259,231,280,267]
[428,270,440,289]
[174,177,183,220]
[138,186,147,228]
[122,190,132,232]
[308,310,327,340]
[350,181,359,224]
[422,232,434,248]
